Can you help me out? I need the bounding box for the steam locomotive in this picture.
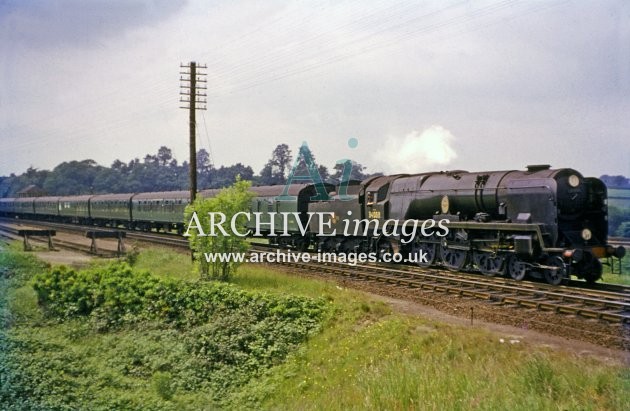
[307,165,625,284]
[0,165,624,285]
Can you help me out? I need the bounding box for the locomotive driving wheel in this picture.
[295,237,310,252]
[507,255,527,281]
[411,236,437,267]
[543,256,566,285]
[377,240,392,261]
[440,238,469,272]
[473,251,506,276]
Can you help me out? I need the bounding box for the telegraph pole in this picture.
[180,62,207,202]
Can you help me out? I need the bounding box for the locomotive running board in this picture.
[439,221,548,251]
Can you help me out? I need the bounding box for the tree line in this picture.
[0,144,377,197]
[600,175,630,189]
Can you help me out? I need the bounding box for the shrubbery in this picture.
[184,178,254,281]
[3,262,329,407]
[32,263,325,332]
[608,206,630,237]
[616,221,630,237]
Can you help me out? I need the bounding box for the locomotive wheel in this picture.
[507,255,527,281]
[340,238,360,254]
[440,243,469,271]
[411,238,437,267]
[295,237,310,252]
[377,241,392,261]
[543,256,566,286]
[473,251,506,276]
[278,237,291,249]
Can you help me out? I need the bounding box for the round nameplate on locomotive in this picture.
[440,195,449,214]
[568,174,580,187]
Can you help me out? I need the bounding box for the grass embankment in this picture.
[1,246,629,410]
[602,253,630,285]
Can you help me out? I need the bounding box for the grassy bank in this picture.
[1,246,628,410]
[602,253,630,285]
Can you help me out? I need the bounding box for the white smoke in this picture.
[377,125,457,173]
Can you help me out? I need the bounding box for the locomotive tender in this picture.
[0,165,624,285]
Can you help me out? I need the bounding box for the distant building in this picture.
[16,185,47,198]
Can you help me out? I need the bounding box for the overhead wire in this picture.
[208,0,567,97]
[205,0,520,96]
[1,0,573,170]
[198,0,424,85]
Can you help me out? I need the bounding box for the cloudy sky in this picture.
[1,0,628,178]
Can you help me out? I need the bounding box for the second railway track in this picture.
[248,247,630,324]
[1,218,628,349]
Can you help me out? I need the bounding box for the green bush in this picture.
[616,221,630,237]
[33,263,160,324]
[608,206,630,237]
[24,261,327,405]
[32,262,326,332]
[184,178,254,280]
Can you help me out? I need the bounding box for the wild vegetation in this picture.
[0,248,327,409]
[609,206,630,237]
[0,246,628,410]
[184,178,254,280]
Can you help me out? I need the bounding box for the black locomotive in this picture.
[309,165,625,285]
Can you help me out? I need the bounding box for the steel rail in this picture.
[250,249,630,324]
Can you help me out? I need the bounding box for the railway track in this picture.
[0,224,98,255]
[2,217,627,291]
[609,237,630,248]
[2,219,629,333]
[247,247,630,349]
[0,217,189,250]
[393,261,630,300]
[248,247,630,325]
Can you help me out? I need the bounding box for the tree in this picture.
[272,144,292,179]
[0,146,260,197]
[616,222,630,237]
[144,154,158,164]
[111,159,127,174]
[184,178,255,280]
[197,149,212,173]
[318,165,329,181]
[330,160,375,183]
[600,175,630,188]
[157,146,173,167]
[289,143,327,180]
[259,144,292,185]
[608,206,630,237]
[43,160,102,195]
[197,149,213,189]
[8,166,51,196]
[210,164,254,188]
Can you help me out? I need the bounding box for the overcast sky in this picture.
[1,0,628,178]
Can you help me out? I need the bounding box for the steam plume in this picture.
[378,125,457,173]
